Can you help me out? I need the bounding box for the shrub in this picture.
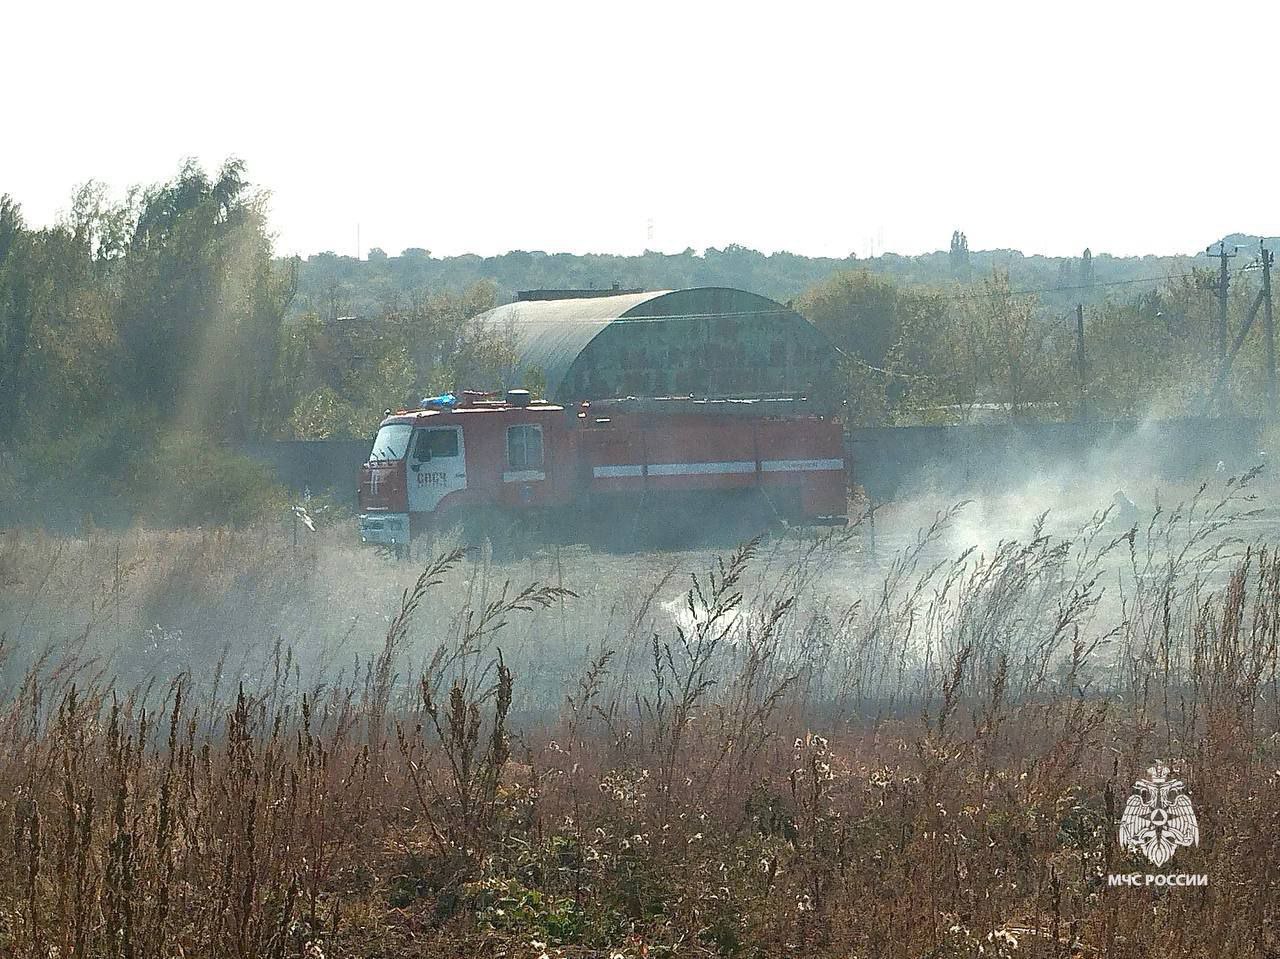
[123,430,286,526]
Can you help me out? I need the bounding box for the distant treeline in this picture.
[292,235,1200,320]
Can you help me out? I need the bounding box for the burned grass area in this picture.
[0,476,1278,957]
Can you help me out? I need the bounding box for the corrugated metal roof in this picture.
[481,290,672,398]
[472,287,838,405]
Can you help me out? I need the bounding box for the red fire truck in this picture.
[357,390,847,550]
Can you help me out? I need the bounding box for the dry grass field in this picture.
[1,474,1278,957]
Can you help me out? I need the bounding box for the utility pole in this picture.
[1206,241,1238,369]
[1262,240,1276,418]
[1075,303,1089,421]
[1205,287,1265,413]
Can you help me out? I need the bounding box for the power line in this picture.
[932,270,1205,303]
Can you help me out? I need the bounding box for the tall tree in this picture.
[111,159,294,439]
[796,270,965,423]
[949,230,971,279]
[0,196,32,439]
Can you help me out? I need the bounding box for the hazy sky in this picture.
[5,0,1276,260]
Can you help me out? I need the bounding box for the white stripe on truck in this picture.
[593,458,843,478]
[760,458,844,472]
[648,460,755,476]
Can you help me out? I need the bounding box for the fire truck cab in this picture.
[358,391,573,548]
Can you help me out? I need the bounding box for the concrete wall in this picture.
[242,440,371,505]
[244,417,1266,507]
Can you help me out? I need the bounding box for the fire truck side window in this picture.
[413,429,459,461]
[506,425,544,470]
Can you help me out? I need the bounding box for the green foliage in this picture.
[521,364,547,398]
[113,158,297,439]
[277,282,522,438]
[287,386,376,440]
[0,195,119,443]
[954,271,1069,417]
[1079,266,1279,418]
[797,270,970,423]
[1,161,296,448]
[465,876,584,941]
[794,262,1278,425]
[290,238,1247,430]
[0,161,298,525]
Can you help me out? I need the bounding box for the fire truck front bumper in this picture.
[359,512,410,546]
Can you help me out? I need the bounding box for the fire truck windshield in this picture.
[369,424,413,461]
